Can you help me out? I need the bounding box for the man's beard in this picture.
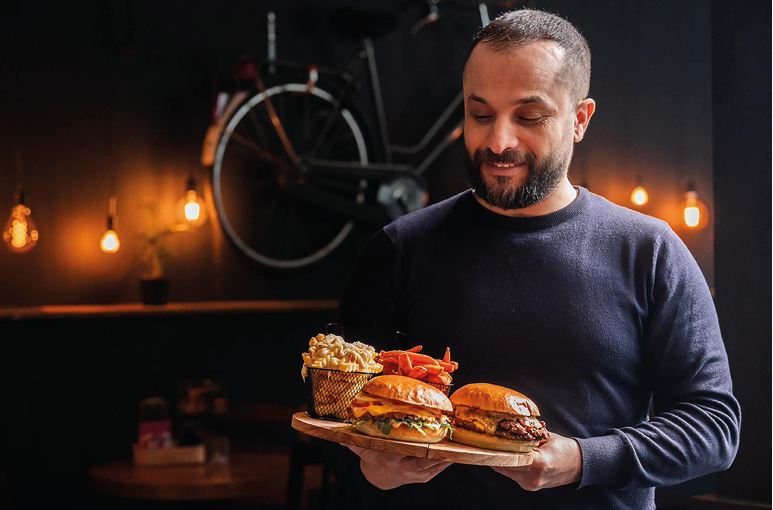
[464,145,571,210]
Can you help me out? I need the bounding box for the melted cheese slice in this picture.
[350,393,441,421]
[454,406,544,434]
[454,406,499,433]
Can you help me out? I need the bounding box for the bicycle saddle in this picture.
[329,8,398,40]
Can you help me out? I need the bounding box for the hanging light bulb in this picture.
[3,190,39,254]
[100,196,120,253]
[631,186,649,206]
[630,175,649,206]
[100,227,120,253]
[681,183,709,230]
[177,176,208,228]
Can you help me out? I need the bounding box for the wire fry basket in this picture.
[424,381,453,396]
[305,367,377,421]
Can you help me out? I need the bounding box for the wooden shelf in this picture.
[0,300,339,321]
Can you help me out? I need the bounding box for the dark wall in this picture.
[0,0,715,306]
[712,1,772,503]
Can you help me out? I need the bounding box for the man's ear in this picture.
[573,98,595,142]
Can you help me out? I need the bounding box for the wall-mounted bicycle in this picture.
[201,1,501,269]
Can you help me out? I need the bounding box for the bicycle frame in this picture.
[358,37,466,177]
[261,3,488,179]
[200,3,495,268]
[201,4,489,226]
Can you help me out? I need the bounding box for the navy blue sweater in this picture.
[333,187,740,509]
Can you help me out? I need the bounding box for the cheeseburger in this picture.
[449,383,549,452]
[349,375,453,443]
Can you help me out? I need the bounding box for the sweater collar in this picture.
[464,186,589,232]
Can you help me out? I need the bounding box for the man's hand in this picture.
[491,432,583,491]
[347,446,452,490]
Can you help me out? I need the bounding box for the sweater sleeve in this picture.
[576,228,741,489]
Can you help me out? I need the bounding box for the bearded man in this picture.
[331,8,740,509]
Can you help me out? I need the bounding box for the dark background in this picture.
[0,0,769,509]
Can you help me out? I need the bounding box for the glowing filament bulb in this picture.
[681,189,709,230]
[184,191,201,221]
[100,197,120,253]
[630,186,649,206]
[177,178,208,228]
[101,229,120,254]
[3,204,38,253]
[684,207,700,227]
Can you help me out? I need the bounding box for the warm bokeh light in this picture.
[3,204,38,254]
[630,186,649,206]
[178,188,208,228]
[100,229,120,253]
[681,190,709,230]
[184,193,201,221]
[684,206,701,227]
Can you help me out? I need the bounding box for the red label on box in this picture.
[138,420,172,449]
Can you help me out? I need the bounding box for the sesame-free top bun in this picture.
[450,383,541,417]
[362,375,453,412]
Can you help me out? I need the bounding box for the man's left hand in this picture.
[491,432,583,491]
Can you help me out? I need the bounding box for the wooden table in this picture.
[88,451,290,503]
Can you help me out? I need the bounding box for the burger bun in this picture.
[361,375,453,412]
[354,420,448,444]
[450,426,539,452]
[449,383,540,417]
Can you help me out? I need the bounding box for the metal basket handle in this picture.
[325,323,344,337]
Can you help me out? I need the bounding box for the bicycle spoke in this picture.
[247,107,270,150]
[213,85,367,268]
[255,76,299,165]
[229,131,289,172]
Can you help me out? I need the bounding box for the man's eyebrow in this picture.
[467,94,488,105]
[466,94,553,107]
[513,95,550,106]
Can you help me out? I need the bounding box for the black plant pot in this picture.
[140,278,170,305]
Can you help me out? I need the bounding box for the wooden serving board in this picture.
[291,412,533,467]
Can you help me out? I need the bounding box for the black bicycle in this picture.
[201,1,504,269]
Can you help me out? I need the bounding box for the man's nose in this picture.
[487,119,520,154]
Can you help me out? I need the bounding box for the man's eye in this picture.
[519,116,543,124]
[472,114,492,123]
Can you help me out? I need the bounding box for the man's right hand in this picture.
[346,445,452,490]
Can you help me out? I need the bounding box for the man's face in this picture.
[462,41,580,210]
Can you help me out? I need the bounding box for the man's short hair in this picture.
[464,8,591,104]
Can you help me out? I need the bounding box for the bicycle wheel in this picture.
[212,83,370,269]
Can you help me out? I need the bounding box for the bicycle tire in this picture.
[212,83,370,269]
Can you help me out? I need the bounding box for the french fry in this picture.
[406,352,440,366]
[408,365,428,379]
[375,345,458,386]
[398,353,413,374]
[424,364,443,376]
[379,350,404,358]
[437,360,458,373]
